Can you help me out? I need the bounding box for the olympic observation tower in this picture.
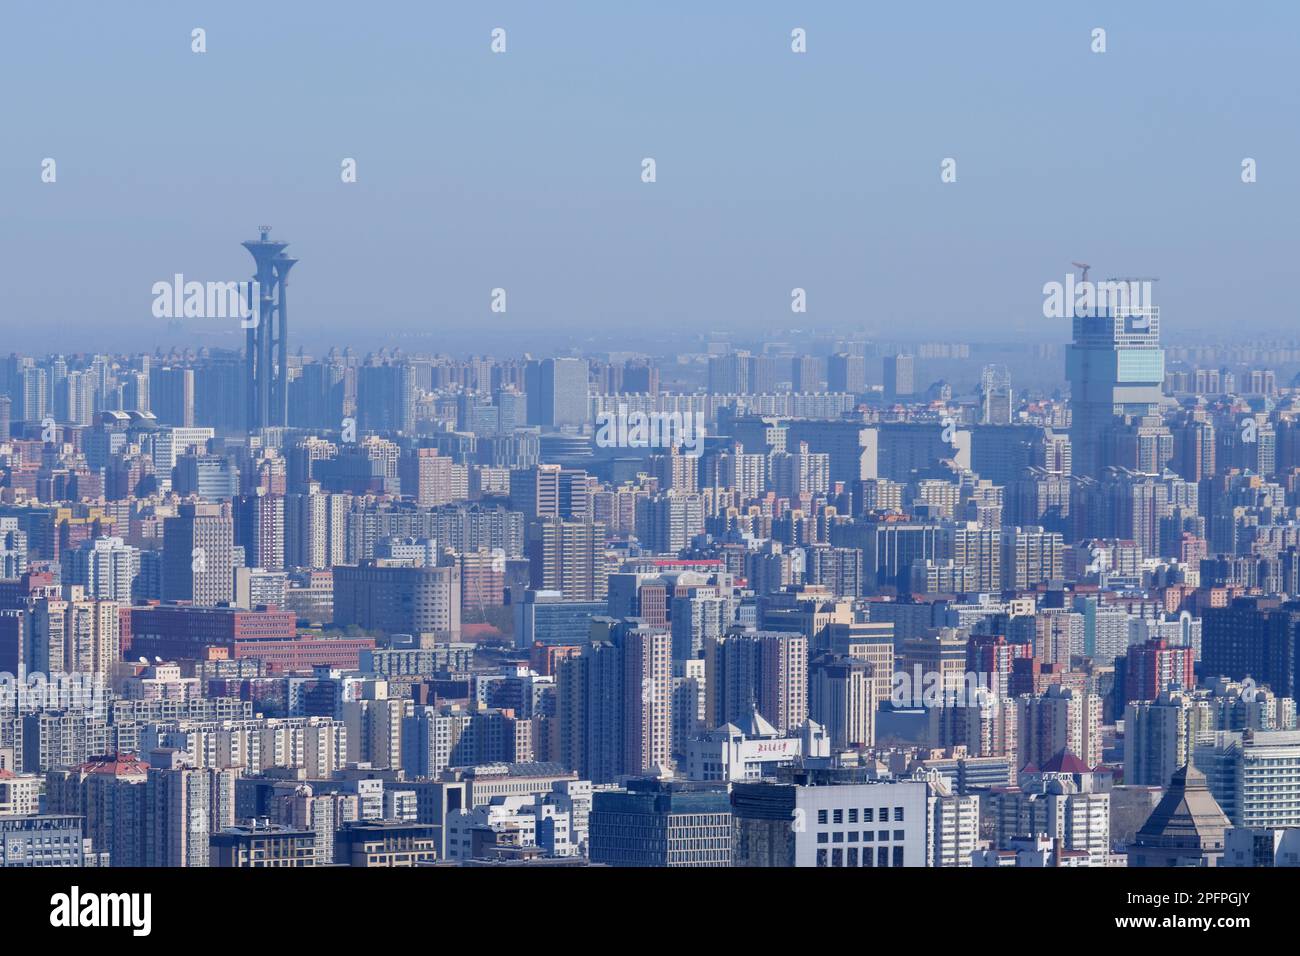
[242,226,297,432]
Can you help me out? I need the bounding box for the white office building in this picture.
[684,711,827,783]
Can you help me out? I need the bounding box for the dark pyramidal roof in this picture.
[1135,764,1230,849]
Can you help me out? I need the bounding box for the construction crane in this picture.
[1071,261,1091,283]
[1104,275,1161,307]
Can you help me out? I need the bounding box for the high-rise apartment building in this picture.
[827,353,867,395]
[163,503,235,606]
[524,357,588,429]
[705,630,809,734]
[64,536,139,603]
[809,653,875,749]
[883,353,914,401]
[525,518,607,602]
[1017,686,1102,770]
[143,750,238,868]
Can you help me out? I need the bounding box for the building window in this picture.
[817,809,828,825]
[816,849,828,867]
[893,846,905,867]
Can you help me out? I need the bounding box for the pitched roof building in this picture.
[1128,763,1230,867]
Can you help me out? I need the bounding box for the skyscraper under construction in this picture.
[1066,301,1165,478]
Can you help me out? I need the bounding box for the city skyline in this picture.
[2,2,1294,934]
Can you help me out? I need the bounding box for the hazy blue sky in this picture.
[2,1,1296,353]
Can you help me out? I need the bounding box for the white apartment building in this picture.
[1196,729,1300,828]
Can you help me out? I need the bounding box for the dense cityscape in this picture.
[0,238,1297,883]
[5,3,1295,939]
